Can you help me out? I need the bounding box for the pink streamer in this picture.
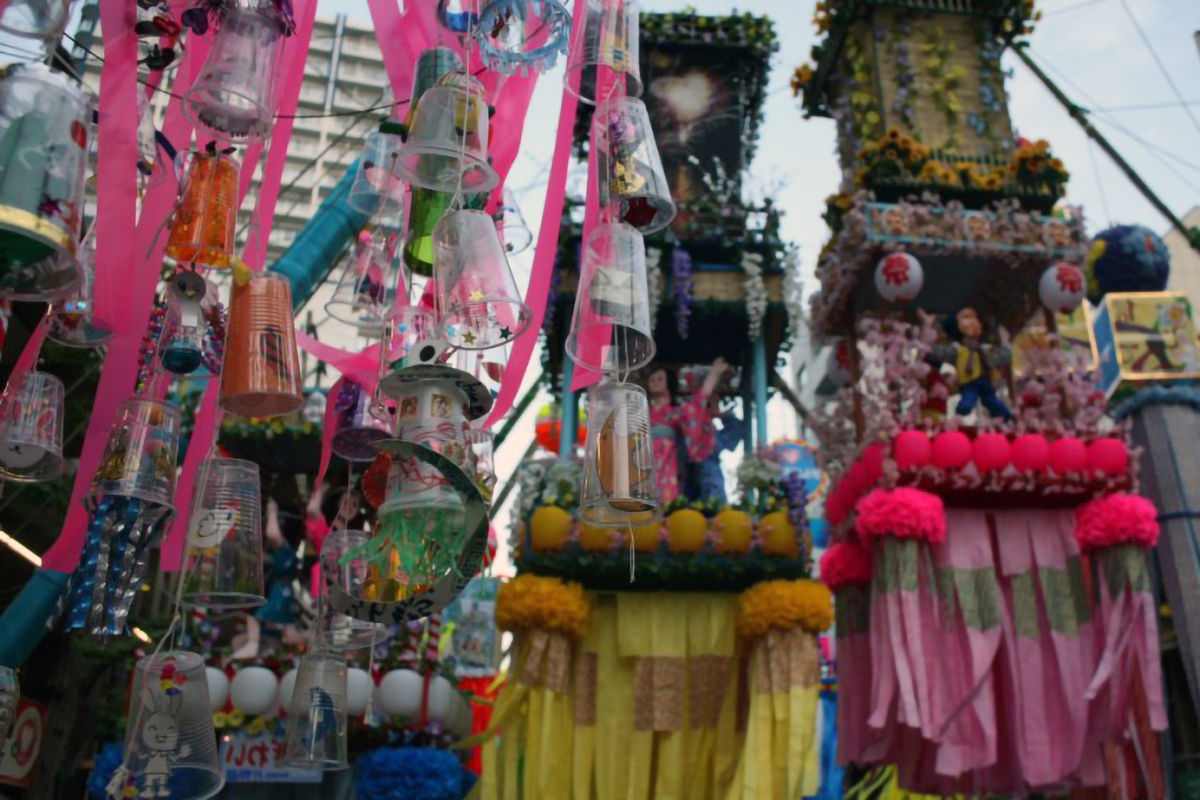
[160,382,222,571]
[295,330,382,389]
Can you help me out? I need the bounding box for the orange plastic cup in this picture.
[219,273,303,418]
[165,151,239,268]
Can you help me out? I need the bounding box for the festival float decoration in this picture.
[0,369,65,482]
[0,61,89,300]
[796,1,1166,792]
[219,272,303,418]
[179,457,265,609]
[164,146,240,269]
[393,71,498,194]
[64,398,180,637]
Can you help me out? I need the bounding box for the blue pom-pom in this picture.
[355,747,474,800]
[1086,224,1171,302]
[86,743,123,799]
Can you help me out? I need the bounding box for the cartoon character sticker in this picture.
[400,397,419,420]
[431,393,452,419]
[187,504,240,550]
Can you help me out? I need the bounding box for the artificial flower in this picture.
[737,580,833,639]
[495,575,591,638]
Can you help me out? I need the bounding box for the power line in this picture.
[1118,0,1200,142]
[1044,0,1109,16]
[1086,139,1112,226]
[1098,99,1200,113]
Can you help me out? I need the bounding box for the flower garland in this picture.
[742,251,767,340]
[646,245,662,334]
[495,575,590,638]
[671,246,694,339]
[781,247,804,346]
[736,579,833,639]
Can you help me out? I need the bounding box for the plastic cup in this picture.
[89,397,181,507]
[48,224,110,348]
[0,370,64,482]
[180,458,265,609]
[402,187,486,278]
[347,131,406,216]
[165,151,240,269]
[595,96,676,234]
[285,650,349,770]
[118,651,224,800]
[578,381,659,526]
[562,0,642,104]
[331,380,393,462]
[371,306,437,423]
[0,0,73,38]
[393,75,498,194]
[565,223,655,374]
[499,187,533,255]
[325,231,403,332]
[319,530,389,650]
[220,273,303,418]
[404,48,463,129]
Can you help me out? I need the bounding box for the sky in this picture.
[319,0,1200,570]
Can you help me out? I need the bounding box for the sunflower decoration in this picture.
[1008,138,1069,188]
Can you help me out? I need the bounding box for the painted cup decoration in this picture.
[165,149,240,269]
[220,273,303,418]
[594,96,675,234]
[0,370,64,482]
[180,457,266,610]
[578,381,658,527]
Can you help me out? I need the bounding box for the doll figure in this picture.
[930,307,1013,421]
[644,358,728,504]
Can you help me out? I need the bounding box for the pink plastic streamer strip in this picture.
[160,382,222,570]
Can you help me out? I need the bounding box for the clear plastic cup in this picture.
[285,650,349,770]
[578,381,659,526]
[118,651,224,800]
[325,231,402,333]
[319,530,389,650]
[331,380,393,462]
[347,131,406,216]
[220,273,303,418]
[89,397,181,507]
[165,151,240,269]
[499,187,533,255]
[48,223,110,348]
[0,370,64,482]
[562,0,642,104]
[393,74,498,194]
[565,223,655,374]
[595,96,676,234]
[180,458,265,609]
[0,0,72,38]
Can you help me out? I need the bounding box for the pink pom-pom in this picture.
[1049,437,1087,475]
[972,433,1010,472]
[826,488,846,526]
[855,488,946,545]
[932,431,972,469]
[1012,434,1049,471]
[862,443,885,483]
[846,462,870,498]
[1075,493,1159,550]
[820,542,873,591]
[1087,437,1129,476]
[894,430,931,469]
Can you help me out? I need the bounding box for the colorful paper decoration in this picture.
[0,62,89,300]
[393,71,498,193]
[578,381,658,526]
[219,272,303,418]
[179,457,266,610]
[594,96,676,234]
[873,251,924,304]
[165,149,240,268]
[474,0,571,76]
[284,649,349,770]
[563,0,642,103]
[0,370,65,482]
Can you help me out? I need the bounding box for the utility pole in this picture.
[1012,42,1200,256]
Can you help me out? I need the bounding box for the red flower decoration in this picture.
[362,453,390,509]
[880,253,911,286]
[70,121,86,149]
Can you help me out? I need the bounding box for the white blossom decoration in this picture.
[742,251,768,341]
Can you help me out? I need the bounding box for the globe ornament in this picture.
[1083,224,1170,303]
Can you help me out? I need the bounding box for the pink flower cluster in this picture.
[820,542,873,591]
[1074,493,1159,550]
[854,487,946,545]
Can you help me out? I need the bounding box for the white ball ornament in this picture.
[1039,262,1086,314]
[205,667,229,712]
[230,665,278,716]
[346,668,373,716]
[379,669,424,718]
[426,675,456,725]
[278,668,299,714]
[874,252,924,304]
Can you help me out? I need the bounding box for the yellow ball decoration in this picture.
[759,511,798,558]
[530,506,572,551]
[715,509,753,554]
[577,524,613,551]
[630,512,661,552]
[666,509,707,553]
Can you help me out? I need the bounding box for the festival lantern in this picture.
[48,223,111,348]
[164,148,239,269]
[183,5,283,144]
[284,649,350,770]
[1038,261,1086,314]
[474,0,570,76]
[433,209,532,350]
[347,127,406,216]
[331,380,393,462]
[873,252,924,304]
[0,666,16,745]
[594,97,676,234]
[0,370,64,482]
[116,652,224,800]
[498,186,533,255]
[0,62,89,300]
[318,530,388,650]
[0,0,73,39]
[65,398,180,637]
[578,381,658,527]
[220,272,303,418]
[393,71,498,194]
[179,457,265,609]
[378,668,424,718]
[325,230,402,333]
[565,222,655,374]
[563,0,642,103]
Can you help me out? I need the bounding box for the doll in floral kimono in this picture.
[643,358,729,504]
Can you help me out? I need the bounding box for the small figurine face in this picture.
[964,214,991,242]
[957,307,983,340]
[883,206,910,236]
[647,369,668,396]
[142,713,179,752]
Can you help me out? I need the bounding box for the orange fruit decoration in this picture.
[666,509,707,553]
[714,509,753,554]
[530,506,572,551]
[759,511,798,558]
[578,524,614,551]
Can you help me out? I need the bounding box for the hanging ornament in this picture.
[595,97,676,234]
[285,649,349,770]
[220,272,303,418]
[565,222,656,374]
[1038,261,1086,315]
[318,530,389,650]
[64,398,180,637]
[158,270,208,375]
[371,306,437,424]
[0,0,73,39]
[326,230,403,333]
[873,251,924,304]
[113,652,224,800]
[331,380,393,462]
[393,71,498,194]
[474,0,571,77]
[179,457,266,610]
[347,126,406,216]
[498,187,533,255]
[48,223,111,348]
[562,0,642,104]
[0,62,89,300]
[182,5,283,144]
[578,381,658,526]
[403,188,487,278]
[433,209,532,351]
[465,425,496,504]
[0,370,65,482]
[164,146,240,269]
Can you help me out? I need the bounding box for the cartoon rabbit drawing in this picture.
[135,688,191,798]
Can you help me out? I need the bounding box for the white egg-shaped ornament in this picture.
[1039,261,1086,314]
[230,665,279,716]
[874,252,924,304]
[827,340,853,388]
[425,675,456,726]
[205,666,230,712]
[379,669,424,719]
[277,668,299,715]
[346,667,373,716]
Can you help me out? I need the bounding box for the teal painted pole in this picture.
[753,337,769,448]
[0,569,69,667]
[559,355,577,458]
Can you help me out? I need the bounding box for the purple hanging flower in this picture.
[671,247,694,340]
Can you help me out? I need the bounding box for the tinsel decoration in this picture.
[354,746,476,800]
[671,246,693,340]
[64,496,174,636]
